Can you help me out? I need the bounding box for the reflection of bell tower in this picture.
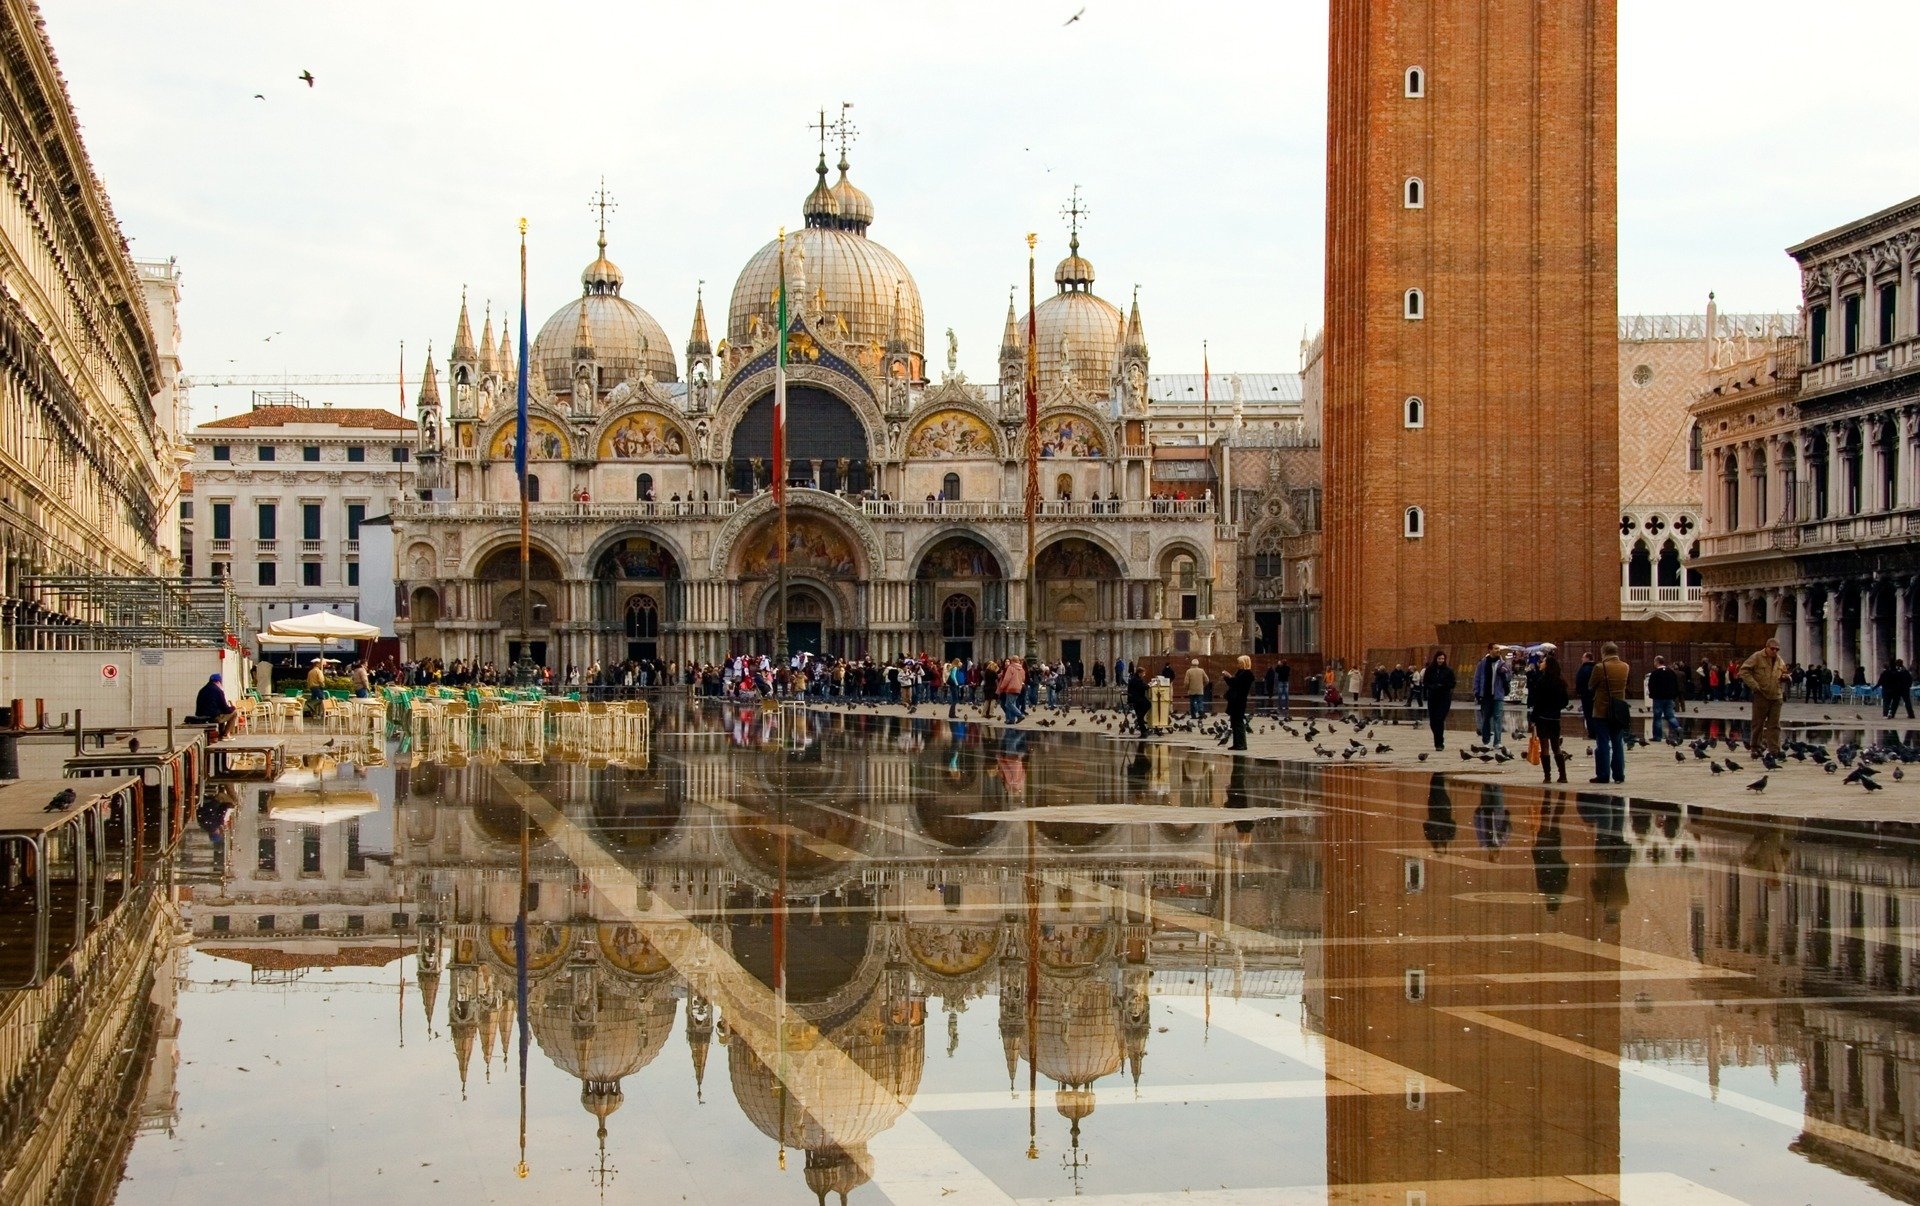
[447,938,482,1098]
[685,993,713,1103]
[997,943,1027,1091]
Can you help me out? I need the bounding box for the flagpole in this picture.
[774,228,790,671]
[516,218,532,685]
[1023,232,1039,663]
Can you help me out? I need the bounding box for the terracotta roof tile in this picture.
[199,405,413,432]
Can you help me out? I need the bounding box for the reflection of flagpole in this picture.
[1024,811,1039,1161]
[774,731,790,1170]
[516,805,531,1179]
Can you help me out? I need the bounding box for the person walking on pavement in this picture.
[998,656,1027,724]
[1739,637,1788,756]
[1530,654,1572,784]
[1273,658,1292,719]
[1471,644,1512,746]
[1184,659,1210,720]
[1423,650,1457,751]
[1647,656,1681,742]
[1225,655,1255,751]
[1878,658,1916,720]
[1588,642,1631,784]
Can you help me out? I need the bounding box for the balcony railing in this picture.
[255,539,277,555]
[1624,586,1703,606]
[300,540,324,556]
[863,498,1214,521]
[209,538,232,555]
[1698,507,1920,558]
[1801,335,1920,397]
[345,540,360,555]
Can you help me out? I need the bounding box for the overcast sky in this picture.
[41,0,1920,423]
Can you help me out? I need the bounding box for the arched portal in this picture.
[915,534,1007,662]
[477,545,563,668]
[1035,537,1122,672]
[409,587,443,661]
[730,510,866,657]
[593,535,682,666]
[728,385,871,495]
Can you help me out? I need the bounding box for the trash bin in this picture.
[1148,679,1172,732]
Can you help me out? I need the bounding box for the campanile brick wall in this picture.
[1322,0,1621,665]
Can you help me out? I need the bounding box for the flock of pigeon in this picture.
[827,696,1919,802]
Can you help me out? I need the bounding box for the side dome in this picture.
[531,235,678,391]
[729,154,924,369]
[1023,235,1122,401]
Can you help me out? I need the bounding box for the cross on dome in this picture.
[590,177,618,252]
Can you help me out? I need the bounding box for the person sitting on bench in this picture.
[192,672,238,738]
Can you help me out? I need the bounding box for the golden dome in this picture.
[726,1017,925,1152]
[531,237,678,392]
[529,964,678,1118]
[1011,233,1123,401]
[729,158,923,365]
[1028,975,1123,1089]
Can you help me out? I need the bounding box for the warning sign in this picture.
[101,664,120,682]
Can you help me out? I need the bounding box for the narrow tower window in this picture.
[1404,177,1424,208]
[1404,397,1425,429]
[1405,67,1425,98]
[1404,506,1425,538]
[1404,288,1424,320]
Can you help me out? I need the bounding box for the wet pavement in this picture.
[6,700,1920,1203]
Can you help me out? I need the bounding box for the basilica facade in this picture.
[391,149,1242,671]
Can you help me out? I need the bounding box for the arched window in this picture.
[1055,472,1074,500]
[1656,540,1682,588]
[1404,288,1424,320]
[942,472,961,501]
[1404,506,1424,538]
[1627,540,1652,588]
[1404,177,1424,208]
[624,595,659,640]
[1404,396,1425,429]
[1687,422,1703,472]
[636,472,653,501]
[941,593,976,640]
[525,474,541,503]
[1405,66,1425,97]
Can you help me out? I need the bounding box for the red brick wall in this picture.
[1323,1,1620,665]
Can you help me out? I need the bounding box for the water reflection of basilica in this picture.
[394,708,1322,1199]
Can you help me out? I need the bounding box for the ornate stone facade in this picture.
[1693,193,1920,676]
[0,1,179,642]
[393,154,1294,670]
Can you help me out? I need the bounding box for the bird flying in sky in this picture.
[298,70,315,87]
[1064,7,1085,25]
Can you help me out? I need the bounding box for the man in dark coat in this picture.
[193,672,237,738]
[1225,655,1255,750]
[1126,666,1152,735]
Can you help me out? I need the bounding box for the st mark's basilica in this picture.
[392,140,1248,672]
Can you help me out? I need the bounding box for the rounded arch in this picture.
[1404,176,1425,208]
[409,586,441,623]
[913,531,1007,580]
[729,511,865,581]
[404,540,437,582]
[709,492,880,579]
[470,537,566,581]
[481,405,571,462]
[586,528,689,581]
[711,370,882,467]
[593,404,689,460]
[1404,288,1425,320]
[1035,405,1113,458]
[1034,530,1128,579]
[905,407,1002,459]
[1155,539,1212,579]
[746,577,841,629]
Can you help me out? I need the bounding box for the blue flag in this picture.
[515,289,530,484]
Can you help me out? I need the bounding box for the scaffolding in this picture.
[19,575,250,650]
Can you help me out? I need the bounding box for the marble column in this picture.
[1796,586,1820,667]
[1824,583,1844,675]
[1863,581,1887,685]
[1897,585,1914,670]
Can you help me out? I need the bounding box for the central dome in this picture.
[729,154,924,369]
[532,235,678,393]
[1019,234,1122,400]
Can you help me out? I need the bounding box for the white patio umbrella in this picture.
[265,788,380,825]
[258,611,380,642]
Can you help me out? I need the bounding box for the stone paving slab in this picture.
[800,697,1920,826]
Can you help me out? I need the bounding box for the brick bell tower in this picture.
[1322,1,1620,666]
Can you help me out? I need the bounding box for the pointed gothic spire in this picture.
[886,285,907,354]
[416,346,441,409]
[451,288,477,362]
[687,282,712,360]
[1000,289,1022,355]
[478,303,495,375]
[1124,285,1147,355]
[497,323,514,390]
[574,292,596,360]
